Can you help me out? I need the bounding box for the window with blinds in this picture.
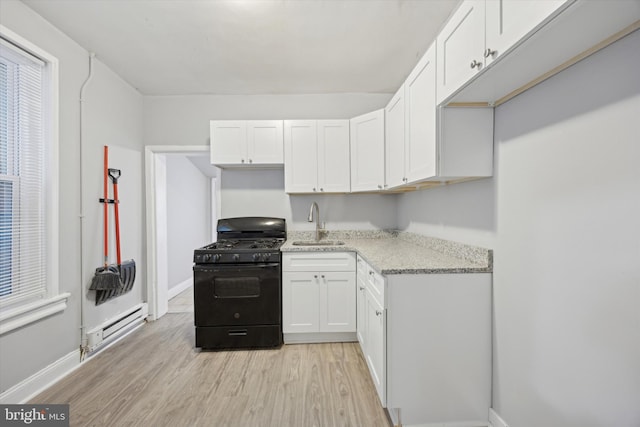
[0,38,48,309]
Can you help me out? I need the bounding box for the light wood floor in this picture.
[31,312,391,427]
[167,285,194,313]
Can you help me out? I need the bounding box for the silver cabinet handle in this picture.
[470,59,482,69]
[375,310,383,316]
[484,48,496,58]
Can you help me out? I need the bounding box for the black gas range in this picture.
[193,217,286,350]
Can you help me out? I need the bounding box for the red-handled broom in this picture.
[89,146,121,290]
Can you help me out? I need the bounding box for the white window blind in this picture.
[0,38,48,309]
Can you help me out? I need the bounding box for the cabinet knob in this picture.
[470,59,482,69]
[484,48,497,58]
[369,271,373,275]
[359,286,365,291]
[314,275,318,279]
[403,177,408,182]
[249,158,253,164]
[241,158,245,163]
[375,310,383,317]
[377,184,382,189]
[321,275,325,279]
[320,188,324,192]
[313,188,317,192]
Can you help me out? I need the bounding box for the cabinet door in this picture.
[350,109,385,192]
[356,271,367,347]
[284,120,318,193]
[485,0,569,65]
[385,85,406,188]
[210,120,247,165]
[247,120,283,164]
[436,0,486,105]
[356,256,367,346]
[282,272,319,333]
[317,120,351,192]
[366,291,386,406]
[405,43,437,182]
[319,272,356,333]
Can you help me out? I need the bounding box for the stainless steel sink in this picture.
[291,240,345,246]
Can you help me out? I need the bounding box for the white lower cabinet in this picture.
[385,273,492,426]
[282,252,356,343]
[356,255,386,406]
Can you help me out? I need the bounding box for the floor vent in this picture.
[86,303,148,353]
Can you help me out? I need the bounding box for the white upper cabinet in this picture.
[485,0,569,66]
[210,121,246,165]
[317,121,351,193]
[436,0,486,105]
[284,120,350,193]
[350,109,385,192]
[436,0,640,105]
[405,43,437,183]
[384,86,405,188]
[210,120,283,166]
[246,120,284,164]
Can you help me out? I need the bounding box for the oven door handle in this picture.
[193,262,280,272]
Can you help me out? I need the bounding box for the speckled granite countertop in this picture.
[280,230,492,275]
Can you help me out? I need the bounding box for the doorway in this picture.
[145,145,220,320]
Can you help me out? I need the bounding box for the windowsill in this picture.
[0,293,71,335]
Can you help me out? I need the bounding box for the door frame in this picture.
[144,145,215,320]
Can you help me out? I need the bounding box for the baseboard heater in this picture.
[85,303,148,353]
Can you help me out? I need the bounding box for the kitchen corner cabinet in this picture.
[356,255,386,406]
[210,120,283,166]
[282,252,356,343]
[386,40,493,188]
[284,120,350,194]
[350,109,385,192]
[385,273,492,426]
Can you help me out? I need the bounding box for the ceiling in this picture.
[23,0,459,96]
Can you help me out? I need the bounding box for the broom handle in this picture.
[103,146,109,267]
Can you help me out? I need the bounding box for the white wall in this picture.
[144,93,398,231]
[398,30,640,426]
[165,155,211,289]
[0,0,144,395]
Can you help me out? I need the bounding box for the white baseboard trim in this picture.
[284,332,357,344]
[0,349,81,404]
[167,277,192,300]
[489,408,509,427]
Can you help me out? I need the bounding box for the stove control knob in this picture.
[233,254,240,261]
[203,254,212,262]
[262,253,271,261]
[213,254,221,262]
[252,253,260,261]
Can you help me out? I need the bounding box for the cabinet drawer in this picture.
[283,252,356,272]
[366,264,385,307]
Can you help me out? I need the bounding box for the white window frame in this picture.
[0,24,68,335]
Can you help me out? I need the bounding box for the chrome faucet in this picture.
[308,201,321,241]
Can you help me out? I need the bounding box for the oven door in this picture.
[193,263,281,327]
